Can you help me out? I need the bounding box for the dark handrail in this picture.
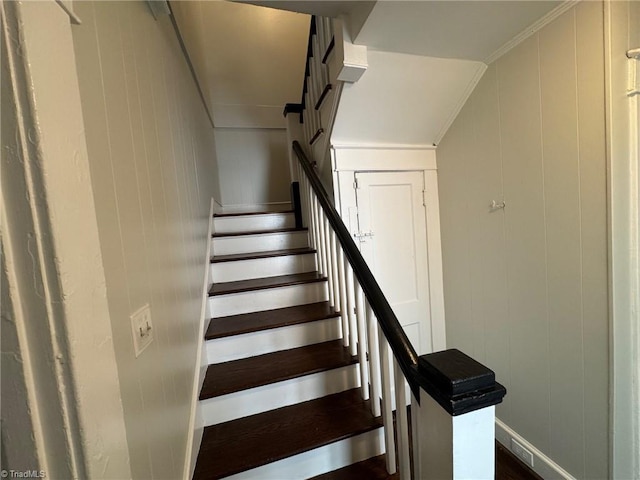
[292,141,421,398]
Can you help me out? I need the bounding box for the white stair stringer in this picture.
[214,212,295,234]
[211,252,317,283]
[209,281,328,317]
[225,427,385,480]
[206,316,341,364]
[212,229,309,256]
[201,363,360,425]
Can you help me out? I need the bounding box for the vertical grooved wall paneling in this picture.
[71,2,221,478]
[437,3,607,478]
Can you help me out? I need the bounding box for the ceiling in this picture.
[354,1,564,61]
[172,1,310,128]
[173,1,568,130]
[243,1,565,62]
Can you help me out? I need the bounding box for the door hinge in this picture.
[354,177,360,190]
[422,189,427,207]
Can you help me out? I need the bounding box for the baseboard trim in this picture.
[495,418,577,480]
[183,198,215,480]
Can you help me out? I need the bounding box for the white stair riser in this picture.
[206,317,341,364]
[225,428,385,480]
[201,364,360,426]
[214,213,295,234]
[211,254,317,283]
[209,282,328,318]
[212,231,308,256]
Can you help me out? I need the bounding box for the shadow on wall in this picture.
[215,128,291,208]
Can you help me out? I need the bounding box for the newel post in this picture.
[414,349,506,479]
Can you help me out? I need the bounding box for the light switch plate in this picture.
[131,304,153,357]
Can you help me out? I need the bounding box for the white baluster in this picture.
[345,260,358,357]
[323,18,332,54]
[378,329,397,474]
[411,392,421,480]
[307,182,317,250]
[354,283,369,400]
[321,213,334,308]
[336,245,349,349]
[329,230,344,344]
[365,300,382,417]
[394,360,411,480]
[313,196,324,275]
[298,169,307,229]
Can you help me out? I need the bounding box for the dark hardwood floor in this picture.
[496,441,543,480]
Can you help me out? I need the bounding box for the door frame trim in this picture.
[331,146,446,352]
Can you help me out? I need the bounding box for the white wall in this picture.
[71,2,220,478]
[332,50,486,147]
[172,1,309,129]
[437,3,608,478]
[172,1,304,208]
[1,1,131,477]
[214,128,291,208]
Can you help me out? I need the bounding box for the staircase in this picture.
[193,209,397,479]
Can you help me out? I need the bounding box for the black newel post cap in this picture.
[283,103,303,117]
[416,349,507,416]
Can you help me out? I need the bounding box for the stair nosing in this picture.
[206,301,340,340]
[214,210,294,218]
[208,272,326,297]
[210,247,316,264]
[212,227,307,238]
[199,340,357,400]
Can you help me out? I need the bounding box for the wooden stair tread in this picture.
[209,272,326,296]
[193,389,382,479]
[310,455,399,480]
[214,210,293,218]
[206,301,339,339]
[211,247,315,263]
[199,340,356,400]
[211,227,306,238]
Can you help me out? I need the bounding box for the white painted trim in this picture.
[201,364,359,425]
[434,63,487,146]
[183,198,215,480]
[332,17,368,84]
[423,170,447,352]
[209,281,328,319]
[484,0,580,64]
[604,1,640,478]
[332,143,437,151]
[495,419,577,480]
[332,150,446,357]
[220,202,292,214]
[225,427,384,480]
[332,147,437,172]
[213,197,223,214]
[206,317,341,364]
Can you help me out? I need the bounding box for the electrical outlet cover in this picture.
[511,438,534,468]
[131,304,153,357]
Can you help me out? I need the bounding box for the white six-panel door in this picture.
[354,171,433,354]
